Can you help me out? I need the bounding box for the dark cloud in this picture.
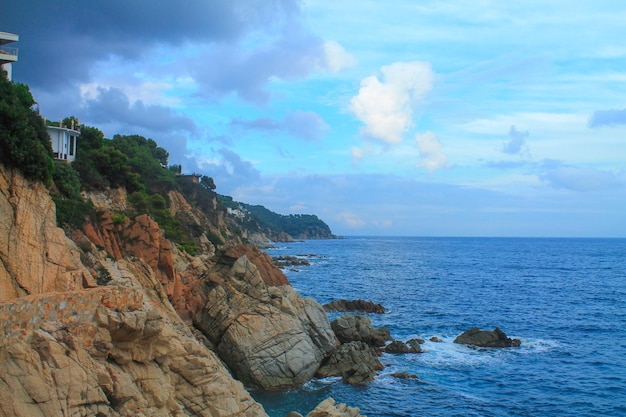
[189,22,326,103]
[230,110,329,141]
[284,110,330,141]
[187,148,261,193]
[1,0,304,89]
[502,125,529,154]
[588,108,626,127]
[82,87,197,134]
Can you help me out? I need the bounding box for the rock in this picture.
[391,371,418,379]
[429,336,443,343]
[330,315,391,347]
[272,255,311,268]
[305,397,365,417]
[406,339,423,353]
[0,165,95,301]
[194,251,338,389]
[323,299,385,314]
[384,340,410,354]
[222,245,290,286]
[0,259,268,417]
[316,341,383,385]
[453,327,521,348]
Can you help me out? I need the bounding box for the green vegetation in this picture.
[219,195,334,239]
[0,75,54,185]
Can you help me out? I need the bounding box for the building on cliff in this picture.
[0,31,19,81]
[48,122,80,162]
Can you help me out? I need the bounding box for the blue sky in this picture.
[2,1,625,237]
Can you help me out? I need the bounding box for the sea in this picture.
[250,236,626,417]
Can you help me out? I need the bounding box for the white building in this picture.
[0,31,18,81]
[48,125,80,162]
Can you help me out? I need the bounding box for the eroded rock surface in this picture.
[194,250,338,389]
[316,341,383,385]
[330,315,391,347]
[0,260,267,417]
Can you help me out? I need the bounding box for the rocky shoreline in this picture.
[0,164,521,417]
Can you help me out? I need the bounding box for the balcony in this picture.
[0,46,18,63]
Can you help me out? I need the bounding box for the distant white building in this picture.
[0,31,18,81]
[48,125,80,162]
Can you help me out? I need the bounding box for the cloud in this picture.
[322,40,357,72]
[539,162,623,192]
[502,125,529,154]
[351,147,365,165]
[349,61,434,144]
[415,131,448,172]
[2,0,303,89]
[2,0,333,108]
[82,87,197,134]
[284,111,330,141]
[188,21,330,103]
[336,211,366,228]
[192,148,261,193]
[588,108,626,127]
[231,110,329,141]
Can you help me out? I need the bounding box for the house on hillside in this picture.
[0,31,19,81]
[48,122,80,162]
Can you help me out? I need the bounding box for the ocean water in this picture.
[251,237,626,417]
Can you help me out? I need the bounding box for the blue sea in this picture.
[251,237,626,417]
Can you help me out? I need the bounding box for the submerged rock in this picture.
[324,299,385,314]
[454,327,521,348]
[391,371,418,379]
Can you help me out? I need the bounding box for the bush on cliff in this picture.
[0,75,54,185]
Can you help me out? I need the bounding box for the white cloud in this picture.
[349,61,434,144]
[336,211,366,228]
[415,131,448,172]
[323,40,356,72]
[351,146,364,165]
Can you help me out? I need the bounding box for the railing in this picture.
[0,47,18,57]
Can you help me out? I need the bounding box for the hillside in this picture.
[220,195,335,241]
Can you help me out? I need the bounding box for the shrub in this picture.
[0,77,54,185]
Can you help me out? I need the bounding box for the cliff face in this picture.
[0,165,95,302]
[0,163,267,417]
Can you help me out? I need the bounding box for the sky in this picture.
[2,1,625,237]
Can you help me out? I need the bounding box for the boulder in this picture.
[194,250,338,389]
[316,341,383,385]
[453,327,521,348]
[324,299,385,314]
[406,338,423,353]
[391,371,418,379]
[429,336,443,343]
[305,397,365,417]
[222,245,290,286]
[384,340,410,354]
[330,315,391,347]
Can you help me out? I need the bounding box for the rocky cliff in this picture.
[0,163,352,416]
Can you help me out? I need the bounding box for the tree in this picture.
[0,76,54,184]
[201,175,216,190]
